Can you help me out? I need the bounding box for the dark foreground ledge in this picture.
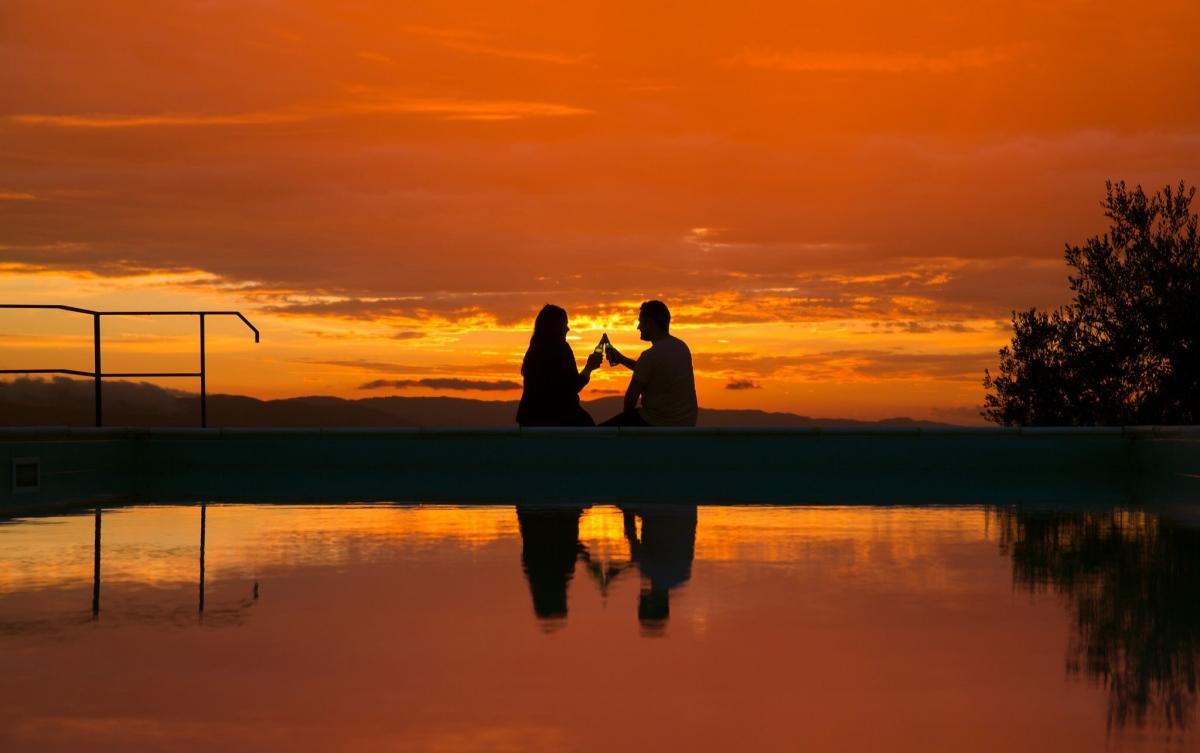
[1,426,1198,513]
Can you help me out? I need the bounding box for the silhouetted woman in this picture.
[516,304,601,426]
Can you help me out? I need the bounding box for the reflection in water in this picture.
[993,508,1200,730]
[515,505,697,629]
[2,503,1198,751]
[516,506,586,621]
[199,503,206,614]
[6,505,258,634]
[622,506,696,629]
[91,506,100,618]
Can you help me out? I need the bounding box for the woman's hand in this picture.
[585,351,603,371]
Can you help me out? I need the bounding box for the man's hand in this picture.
[605,344,624,366]
[585,351,603,371]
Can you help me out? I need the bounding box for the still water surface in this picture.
[0,504,1196,752]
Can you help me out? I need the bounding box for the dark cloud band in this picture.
[358,378,520,392]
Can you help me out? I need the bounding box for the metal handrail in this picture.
[0,304,259,427]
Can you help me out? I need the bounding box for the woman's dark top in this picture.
[516,341,594,427]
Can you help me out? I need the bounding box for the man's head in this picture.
[637,300,670,342]
[638,587,670,625]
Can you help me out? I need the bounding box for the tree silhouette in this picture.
[984,181,1200,425]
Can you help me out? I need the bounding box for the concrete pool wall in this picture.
[2,426,1198,513]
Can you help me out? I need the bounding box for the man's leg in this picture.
[600,409,650,427]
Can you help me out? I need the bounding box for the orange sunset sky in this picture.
[2,1,1199,422]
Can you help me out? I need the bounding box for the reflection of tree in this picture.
[992,508,1200,729]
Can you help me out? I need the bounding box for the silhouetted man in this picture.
[601,300,698,427]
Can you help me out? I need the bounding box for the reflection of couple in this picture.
[515,300,698,428]
[516,506,697,626]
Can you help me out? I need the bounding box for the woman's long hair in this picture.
[522,304,568,377]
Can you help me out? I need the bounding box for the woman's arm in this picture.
[576,350,603,391]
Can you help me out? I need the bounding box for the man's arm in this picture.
[624,376,646,413]
[605,345,637,370]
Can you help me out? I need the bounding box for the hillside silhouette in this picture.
[0,377,955,428]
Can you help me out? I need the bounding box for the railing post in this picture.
[199,314,207,428]
[1,305,256,427]
[93,313,102,427]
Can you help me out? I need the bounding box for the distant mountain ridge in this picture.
[0,377,957,428]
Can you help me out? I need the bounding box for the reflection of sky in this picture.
[0,505,991,592]
[0,505,1192,752]
[0,505,522,592]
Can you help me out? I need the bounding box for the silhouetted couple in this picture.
[515,300,698,427]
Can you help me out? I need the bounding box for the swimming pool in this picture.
[0,502,1196,752]
[2,426,1197,750]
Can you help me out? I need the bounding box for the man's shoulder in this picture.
[641,335,691,361]
[665,335,692,355]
